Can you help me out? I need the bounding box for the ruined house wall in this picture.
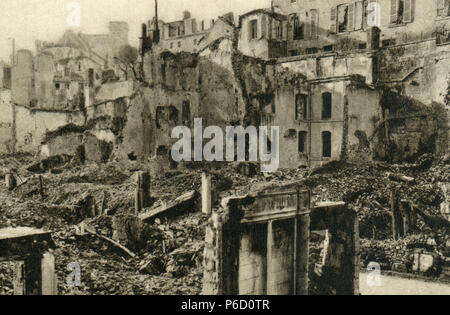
[346,84,383,161]
[238,12,286,60]
[272,83,310,169]
[40,132,84,158]
[119,38,269,162]
[0,89,12,125]
[378,40,450,106]
[376,41,450,158]
[238,13,271,59]
[198,19,235,52]
[35,53,56,108]
[11,50,35,107]
[94,80,133,104]
[278,52,374,83]
[118,87,200,160]
[0,89,13,153]
[310,202,360,295]
[309,81,346,166]
[13,104,84,153]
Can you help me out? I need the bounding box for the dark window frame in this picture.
[322,131,332,158]
[322,92,332,120]
[298,131,307,154]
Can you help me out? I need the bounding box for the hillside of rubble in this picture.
[0,152,449,295]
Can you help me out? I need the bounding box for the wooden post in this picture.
[39,175,44,199]
[391,188,403,239]
[400,200,411,236]
[135,174,141,215]
[202,172,212,215]
[391,189,397,240]
[384,108,390,140]
[135,171,151,215]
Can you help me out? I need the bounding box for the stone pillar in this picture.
[266,219,295,295]
[266,220,276,295]
[202,172,212,215]
[295,214,310,295]
[400,200,412,235]
[14,252,57,295]
[13,261,25,295]
[41,252,57,295]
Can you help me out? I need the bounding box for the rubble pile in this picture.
[0,151,448,294]
[360,235,447,277]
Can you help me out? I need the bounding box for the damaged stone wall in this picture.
[309,202,360,295]
[117,38,274,164]
[346,83,383,162]
[39,94,130,163]
[372,89,448,163]
[374,40,450,160]
[0,89,13,153]
[203,185,360,295]
[203,184,311,295]
[13,104,85,153]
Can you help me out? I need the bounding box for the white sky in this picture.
[0,0,271,63]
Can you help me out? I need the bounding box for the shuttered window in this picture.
[310,10,318,38]
[348,3,355,30]
[330,7,337,33]
[305,12,311,39]
[249,20,258,40]
[338,4,349,32]
[391,0,414,24]
[261,15,267,38]
[355,2,364,30]
[390,0,399,24]
[403,0,412,23]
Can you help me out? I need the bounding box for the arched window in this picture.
[322,131,332,158]
[322,92,332,120]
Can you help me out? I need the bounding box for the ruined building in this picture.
[132,1,449,169]
[0,61,12,154]
[2,22,133,156]
[2,3,449,170]
[145,11,235,54]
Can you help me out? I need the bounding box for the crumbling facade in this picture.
[237,9,287,59]
[202,183,360,295]
[4,3,449,169]
[3,22,133,157]
[146,11,226,54]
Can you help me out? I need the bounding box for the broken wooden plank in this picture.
[139,190,197,222]
[84,226,136,258]
[386,172,415,183]
[408,201,450,230]
[366,200,392,215]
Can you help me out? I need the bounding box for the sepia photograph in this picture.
[0,0,449,299]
